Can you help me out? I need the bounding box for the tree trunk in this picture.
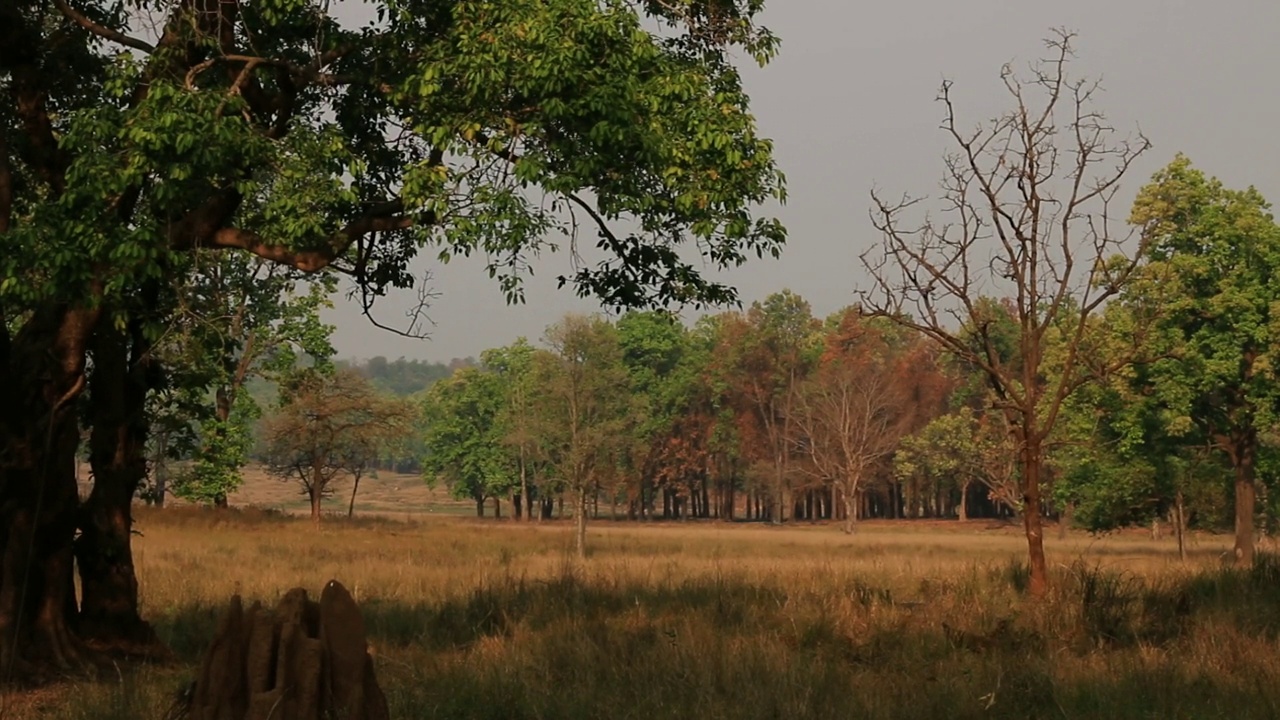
[958,480,970,522]
[309,462,324,526]
[519,455,529,522]
[493,496,501,519]
[0,305,101,677]
[772,456,785,525]
[475,499,485,518]
[1233,436,1257,565]
[208,386,233,511]
[153,430,168,508]
[574,490,588,560]
[841,485,857,535]
[1021,438,1049,597]
[76,319,162,654]
[1175,490,1186,563]
[347,472,362,519]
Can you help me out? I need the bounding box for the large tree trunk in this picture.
[1021,438,1049,597]
[1233,435,1257,565]
[75,320,162,655]
[0,305,100,678]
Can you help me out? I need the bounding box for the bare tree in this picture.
[859,30,1150,595]
[793,353,907,534]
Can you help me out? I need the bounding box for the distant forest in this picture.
[338,355,476,397]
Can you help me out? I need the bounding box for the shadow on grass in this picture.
[74,553,1280,720]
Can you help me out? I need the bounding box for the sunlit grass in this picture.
[8,508,1280,719]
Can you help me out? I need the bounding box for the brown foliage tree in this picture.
[261,370,414,523]
[792,313,912,533]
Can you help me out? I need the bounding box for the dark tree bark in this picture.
[76,318,163,655]
[1020,436,1049,596]
[347,471,363,519]
[0,305,100,678]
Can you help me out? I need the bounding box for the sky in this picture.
[325,0,1280,363]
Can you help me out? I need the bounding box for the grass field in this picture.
[8,472,1280,719]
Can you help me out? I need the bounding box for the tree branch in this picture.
[207,210,417,273]
[50,0,156,53]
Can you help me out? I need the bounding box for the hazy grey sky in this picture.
[325,0,1280,362]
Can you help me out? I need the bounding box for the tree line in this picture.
[2,0,1274,680]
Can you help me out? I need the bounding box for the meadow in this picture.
[5,473,1280,719]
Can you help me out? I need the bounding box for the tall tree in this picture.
[482,339,539,520]
[616,311,692,519]
[724,291,819,523]
[0,0,785,673]
[1126,155,1280,564]
[533,315,629,558]
[167,254,335,507]
[860,31,1150,595]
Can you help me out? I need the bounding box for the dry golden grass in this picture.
[225,464,470,518]
[7,484,1280,719]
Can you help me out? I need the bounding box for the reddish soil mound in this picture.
[174,580,388,720]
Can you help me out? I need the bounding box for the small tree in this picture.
[860,30,1150,595]
[262,369,414,522]
[896,406,1020,521]
[421,367,516,516]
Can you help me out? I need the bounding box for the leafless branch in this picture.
[51,0,156,53]
[357,270,441,340]
[856,29,1152,588]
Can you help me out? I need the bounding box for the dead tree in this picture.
[859,29,1150,595]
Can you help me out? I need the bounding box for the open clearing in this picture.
[8,474,1280,719]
